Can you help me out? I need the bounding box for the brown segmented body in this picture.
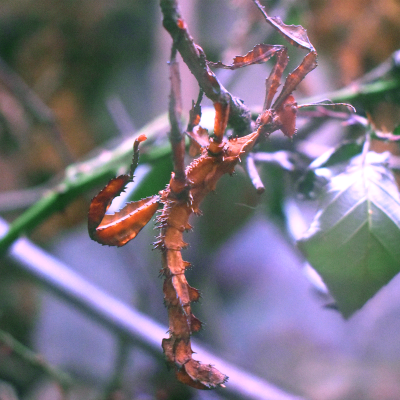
[87,0,346,389]
[155,132,259,388]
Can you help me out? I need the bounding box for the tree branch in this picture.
[160,0,252,136]
[0,113,170,257]
[0,217,306,400]
[0,56,74,165]
[0,329,73,391]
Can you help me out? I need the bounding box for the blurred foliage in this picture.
[307,0,400,131]
[0,0,154,101]
[0,0,156,201]
[308,0,400,85]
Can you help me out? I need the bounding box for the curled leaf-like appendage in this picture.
[252,0,315,52]
[208,44,284,70]
[88,135,160,247]
[88,188,160,247]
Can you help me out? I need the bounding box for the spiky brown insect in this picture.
[88,0,352,390]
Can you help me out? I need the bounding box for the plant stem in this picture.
[0,76,398,256]
[301,78,400,106]
[0,113,169,257]
[0,56,73,165]
[160,0,252,135]
[0,329,73,391]
[0,217,306,400]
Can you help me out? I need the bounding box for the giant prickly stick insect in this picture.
[88,0,340,390]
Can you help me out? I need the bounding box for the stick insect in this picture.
[88,0,352,390]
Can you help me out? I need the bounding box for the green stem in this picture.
[100,336,130,400]
[0,113,169,257]
[1,76,399,256]
[300,78,400,105]
[1,216,304,400]
[0,329,73,391]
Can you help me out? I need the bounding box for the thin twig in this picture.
[299,78,400,107]
[0,329,73,391]
[106,96,136,138]
[168,51,186,182]
[0,56,74,165]
[0,217,306,400]
[245,153,265,194]
[0,66,387,254]
[0,186,48,213]
[100,335,130,400]
[160,0,252,136]
[0,113,170,257]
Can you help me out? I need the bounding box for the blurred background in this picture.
[1,0,400,399]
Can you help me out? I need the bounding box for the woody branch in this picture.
[160,0,252,136]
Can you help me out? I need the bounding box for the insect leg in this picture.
[208,96,230,155]
[168,50,188,194]
[272,51,317,111]
[263,47,288,110]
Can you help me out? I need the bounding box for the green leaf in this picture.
[198,169,259,250]
[298,151,400,318]
[296,140,364,199]
[393,124,400,136]
[308,140,364,170]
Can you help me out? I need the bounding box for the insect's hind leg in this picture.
[263,47,288,110]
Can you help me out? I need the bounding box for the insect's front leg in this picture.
[252,0,318,138]
[272,51,317,111]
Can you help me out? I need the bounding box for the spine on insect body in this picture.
[155,189,228,390]
[154,131,260,389]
